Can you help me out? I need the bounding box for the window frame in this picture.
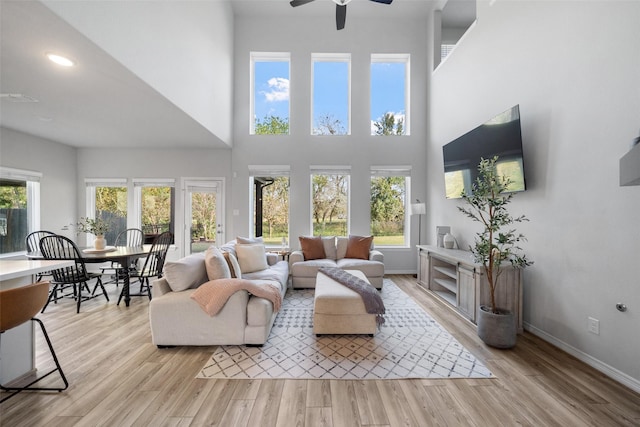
[133,178,176,243]
[311,53,351,136]
[249,165,290,248]
[0,167,41,257]
[310,165,351,237]
[250,51,291,135]
[85,178,128,247]
[370,53,411,136]
[370,166,411,248]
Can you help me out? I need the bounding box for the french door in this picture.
[184,179,224,255]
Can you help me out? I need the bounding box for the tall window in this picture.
[134,179,175,244]
[370,167,410,247]
[312,53,350,135]
[251,52,290,135]
[311,166,350,236]
[370,54,410,136]
[250,166,290,247]
[86,179,127,246]
[0,167,41,256]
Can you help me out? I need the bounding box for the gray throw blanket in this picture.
[318,267,385,326]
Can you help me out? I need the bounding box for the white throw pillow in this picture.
[236,236,264,244]
[235,243,269,274]
[322,236,337,260]
[163,252,208,292]
[204,246,231,280]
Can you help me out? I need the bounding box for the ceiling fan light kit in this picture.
[290,0,393,30]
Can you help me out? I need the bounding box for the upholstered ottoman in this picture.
[313,269,377,335]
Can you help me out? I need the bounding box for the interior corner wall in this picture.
[428,1,640,389]
[42,0,234,145]
[0,127,77,240]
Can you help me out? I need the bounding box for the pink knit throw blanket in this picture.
[191,278,282,317]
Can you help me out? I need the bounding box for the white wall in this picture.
[231,14,429,273]
[43,0,235,145]
[0,127,77,239]
[429,1,640,389]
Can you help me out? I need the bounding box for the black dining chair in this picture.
[100,228,144,287]
[0,281,69,403]
[39,235,110,313]
[26,230,57,281]
[118,231,172,304]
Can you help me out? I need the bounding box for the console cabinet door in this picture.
[457,266,476,321]
[418,251,430,288]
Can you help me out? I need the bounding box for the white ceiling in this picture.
[0,0,471,149]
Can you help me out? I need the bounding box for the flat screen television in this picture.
[442,105,526,199]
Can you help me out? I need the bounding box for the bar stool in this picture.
[0,281,69,403]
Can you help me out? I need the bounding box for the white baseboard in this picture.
[524,322,640,394]
[385,269,416,275]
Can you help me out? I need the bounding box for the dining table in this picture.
[27,244,153,307]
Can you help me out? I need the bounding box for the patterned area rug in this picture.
[197,279,493,380]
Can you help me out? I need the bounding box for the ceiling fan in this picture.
[290,0,393,31]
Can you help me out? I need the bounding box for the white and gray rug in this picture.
[197,279,493,380]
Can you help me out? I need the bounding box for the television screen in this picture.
[443,105,526,199]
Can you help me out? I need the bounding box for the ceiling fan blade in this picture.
[336,4,346,30]
[290,0,315,7]
[369,0,393,4]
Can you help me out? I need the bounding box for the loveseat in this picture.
[149,239,288,347]
[290,235,384,289]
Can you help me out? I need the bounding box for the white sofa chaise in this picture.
[149,241,288,347]
[290,236,384,289]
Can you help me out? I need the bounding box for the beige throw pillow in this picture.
[204,246,231,280]
[235,243,269,274]
[163,252,208,292]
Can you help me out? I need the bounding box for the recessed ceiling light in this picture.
[46,53,75,67]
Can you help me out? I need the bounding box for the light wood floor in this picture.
[1,275,638,426]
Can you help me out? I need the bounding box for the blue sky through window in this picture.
[313,60,349,134]
[371,61,406,134]
[253,57,406,134]
[254,61,289,122]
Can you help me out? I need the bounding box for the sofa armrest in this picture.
[152,277,172,299]
[369,250,384,263]
[289,250,304,266]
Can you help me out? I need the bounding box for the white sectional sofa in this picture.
[149,240,288,347]
[290,236,384,289]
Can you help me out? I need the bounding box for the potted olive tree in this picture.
[459,156,533,348]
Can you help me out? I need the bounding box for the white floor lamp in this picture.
[410,199,426,246]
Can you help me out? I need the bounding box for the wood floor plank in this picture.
[353,379,389,425]
[306,379,332,407]
[305,407,333,427]
[247,379,285,427]
[1,275,638,427]
[330,380,362,427]
[275,380,307,427]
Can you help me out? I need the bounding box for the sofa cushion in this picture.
[299,236,326,260]
[205,246,231,280]
[236,243,269,273]
[345,235,374,260]
[291,258,338,277]
[336,258,384,277]
[163,252,209,292]
[322,236,337,260]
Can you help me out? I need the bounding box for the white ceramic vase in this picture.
[443,233,455,249]
[94,235,106,250]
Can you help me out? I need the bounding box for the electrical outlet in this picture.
[587,317,600,335]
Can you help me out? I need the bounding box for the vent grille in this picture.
[0,93,39,103]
